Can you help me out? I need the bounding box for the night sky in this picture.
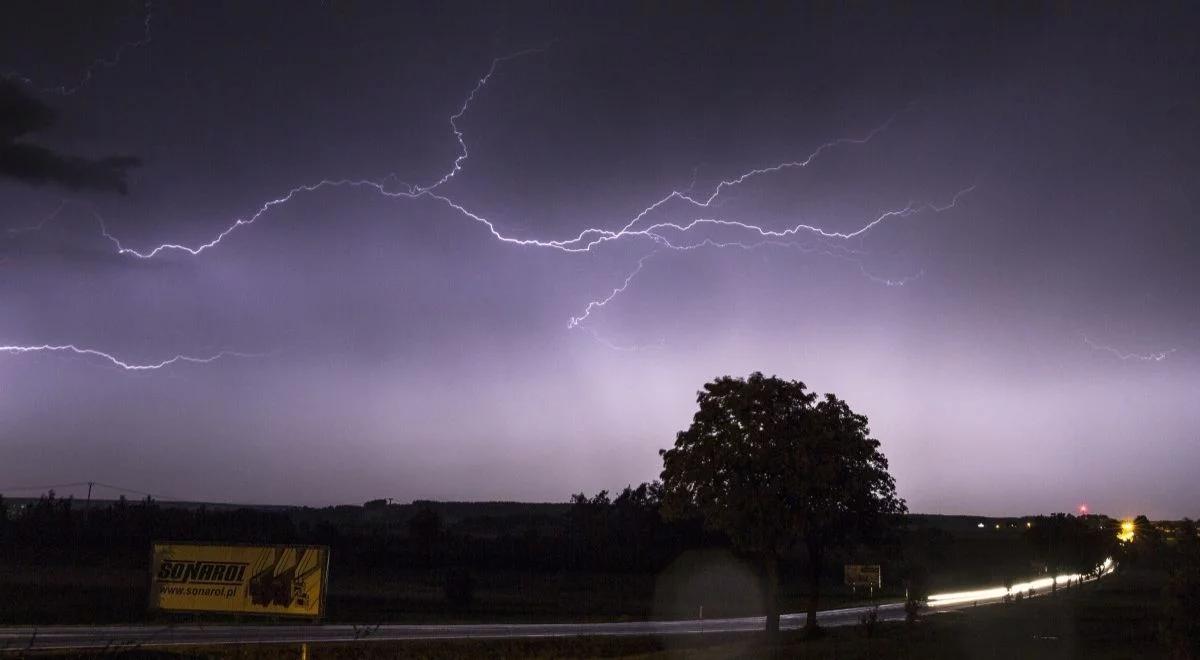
[2,2,1198,517]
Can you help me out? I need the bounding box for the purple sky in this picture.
[1,2,1198,518]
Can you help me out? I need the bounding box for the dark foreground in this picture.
[2,568,1167,659]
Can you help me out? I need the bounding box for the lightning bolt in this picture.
[858,265,925,288]
[1083,336,1176,362]
[416,43,554,194]
[5,200,70,236]
[2,1,153,96]
[36,48,974,354]
[0,345,260,371]
[96,43,972,258]
[580,326,666,352]
[565,225,938,333]
[568,252,656,330]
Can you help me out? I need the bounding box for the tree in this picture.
[1024,513,1111,593]
[408,504,443,566]
[659,372,906,637]
[900,525,950,618]
[1025,514,1074,593]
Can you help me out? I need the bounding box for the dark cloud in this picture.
[0,80,140,194]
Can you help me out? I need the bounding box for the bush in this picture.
[904,565,929,624]
[859,605,880,637]
[443,568,476,613]
[1162,566,1200,659]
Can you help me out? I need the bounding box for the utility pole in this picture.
[85,481,94,510]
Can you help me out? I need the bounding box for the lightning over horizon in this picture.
[2,0,1196,517]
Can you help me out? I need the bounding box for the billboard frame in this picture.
[844,563,882,591]
[147,541,331,621]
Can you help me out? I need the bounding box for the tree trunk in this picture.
[805,543,822,635]
[763,553,780,639]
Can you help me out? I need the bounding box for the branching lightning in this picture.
[2,1,153,96]
[93,46,974,258]
[94,46,973,306]
[562,189,970,330]
[5,200,69,236]
[416,44,553,194]
[1083,336,1176,362]
[568,253,657,330]
[9,46,976,366]
[0,345,258,371]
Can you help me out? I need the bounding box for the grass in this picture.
[15,568,1170,659]
[0,563,890,625]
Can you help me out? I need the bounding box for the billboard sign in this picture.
[150,543,329,618]
[844,564,882,589]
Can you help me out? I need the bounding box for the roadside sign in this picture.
[844,564,882,589]
[149,543,329,618]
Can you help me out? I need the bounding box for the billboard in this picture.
[844,564,881,589]
[150,543,329,618]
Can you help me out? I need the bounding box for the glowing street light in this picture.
[1117,520,1135,542]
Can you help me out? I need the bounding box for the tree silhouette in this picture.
[1023,513,1110,591]
[408,504,444,567]
[1025,514,1072,592]
[659,372,905,637]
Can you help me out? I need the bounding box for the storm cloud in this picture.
[0,80,140,194]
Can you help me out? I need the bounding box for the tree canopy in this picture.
[659,372,906,635]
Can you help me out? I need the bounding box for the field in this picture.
[0,561,884,625]
[0,499,1042,627]
[14,568,1170,659]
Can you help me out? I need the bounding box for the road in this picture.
[0,560,1112,652]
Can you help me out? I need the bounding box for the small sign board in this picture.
[844,564,881,589]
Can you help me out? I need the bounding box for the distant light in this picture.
[977,522,985,528]
[1026,521,1033,528]
[995,524,1001,529]
[1079,504,1088,514]
[1118,520,1135,543]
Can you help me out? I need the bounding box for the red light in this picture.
[1079,504,1088,514]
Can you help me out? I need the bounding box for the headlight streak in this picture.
[926,557,1115,607]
